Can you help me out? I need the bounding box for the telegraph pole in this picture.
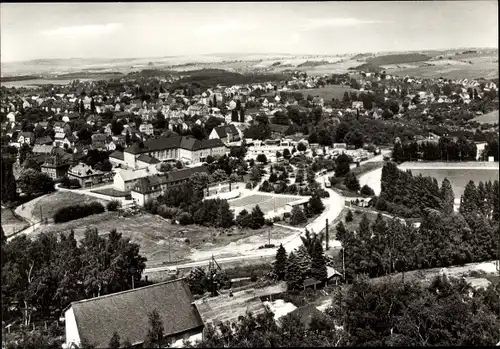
[342,248,346,281]
[325,218,329,250]
[168,234,171,263]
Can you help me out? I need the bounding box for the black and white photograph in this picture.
[1,1,499,348]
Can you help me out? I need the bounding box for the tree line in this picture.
[393,137,478,162]
[1,228,147,328]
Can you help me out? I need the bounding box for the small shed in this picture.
[326,266,343,286]
[303,277,321,291]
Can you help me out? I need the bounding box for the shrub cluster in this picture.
[53,201,105,223]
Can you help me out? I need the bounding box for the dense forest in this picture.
[377,162,499,218]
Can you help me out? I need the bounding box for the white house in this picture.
[113,165,159,191]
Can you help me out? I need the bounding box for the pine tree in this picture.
[239,108,245,122]
[336,221,348,242]
[144,309,164,348]
[492,180,499,222]
[345,209,353,223]
[90,98,96,114]
[307,194,325,215]
[440,178,455,215]
[460,180,480,216]
[310,239,327,281]
[250,205,265,229]
[79,99,85,115]
[285,252,303,290]
[273,244,287,280]
[344,172,360,192]
[290,206,307,226]
[295,244,312,279]
[477,181,487,216]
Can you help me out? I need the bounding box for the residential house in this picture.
[268,124,289,139]
[41,153,72,180]
[63,279,204,349]
[17,132,35,146]
[131,166,209,206]
[7,112,16,123]
[187,104,209,117]
[54,133,77,149]
[209,124,241,144]
[53,121,65,134]
[67,163,108,188]
[139,123,154,136]
[91,133,108,150]
[113,165,159,191]
[33,144,54,155]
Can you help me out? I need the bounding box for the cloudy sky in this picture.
[1,2,498,62]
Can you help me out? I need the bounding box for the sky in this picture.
[1,1,498,62]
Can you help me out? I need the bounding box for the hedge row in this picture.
[53,201,105,223]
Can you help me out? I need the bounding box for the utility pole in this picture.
[131,275,135,289]
[325,219,329,250]
[40,206,43,223]
[168,233,171,263]
[342,248,345,281]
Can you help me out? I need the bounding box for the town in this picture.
[1,2,500,349]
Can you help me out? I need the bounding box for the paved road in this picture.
[144,174,345,274]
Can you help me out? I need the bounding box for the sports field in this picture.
[228,194,305,215]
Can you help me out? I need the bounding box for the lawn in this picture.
[473,109,498,124]
[31,191,108,221]
[34,212,297,268]
[295,85,357,101]
[1,208,29,236]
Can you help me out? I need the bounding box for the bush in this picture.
[273,216,282,222]
[53,201,105,223]
[360,184,375,196]
[106,200,122,211]
[265,218,274,226]
[177,212,193,225]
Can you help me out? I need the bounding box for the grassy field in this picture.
[473,110,498,124]
[32,191,108,221]
[386,61,498,80]
[296,85,357,101]
[34,212,296,268]
[229,194,301,215]
[406,168,499,197]
[1,208,29,236]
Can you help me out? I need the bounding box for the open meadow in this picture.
[295,85,357,101]
[33,211,297,268]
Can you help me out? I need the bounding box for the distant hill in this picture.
[349,62,383,73]
[368,53,430,66]
[0,75,42,82]
[126,69,177,78]
[297,60,330,68]
[171,68,290,88]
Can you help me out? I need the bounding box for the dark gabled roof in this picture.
[19,131,34,139]
[124,136,183,155]
[137,154,160,165]
[133,166,209,194]
[181,138,225,151]
[214,124,239,139]
[124,136,225,155]
[35,136,53,145]
[288,304,329,330]
[109,150,124,160]
[68,278,203,348]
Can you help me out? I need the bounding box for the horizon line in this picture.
[1,46,498,65]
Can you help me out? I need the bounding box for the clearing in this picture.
[295,85,357,101]
[31,191,107,221]
[33,212,297,268]
[473,109,498,124]
[1,208,29,236]
[228,193,302,216]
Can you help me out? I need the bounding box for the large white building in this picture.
[122,135,227,169]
